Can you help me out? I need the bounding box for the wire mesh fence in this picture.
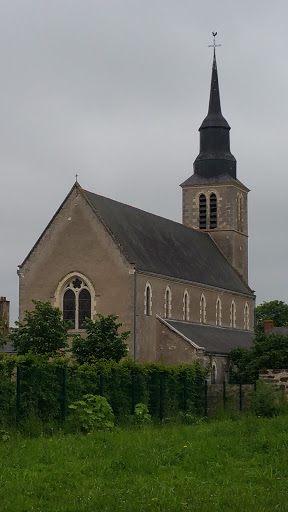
[0,365,256,426]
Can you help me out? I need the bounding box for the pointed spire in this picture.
[200,48,230,129]
[193,38,236,179]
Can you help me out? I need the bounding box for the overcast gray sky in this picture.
[1,0,287,325]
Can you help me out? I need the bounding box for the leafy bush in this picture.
[68,394,114,433]
[249,380,288,417]
[230,332,288,382]
[9,300,69,356]
[134,403,152,426]
[72,314,129,364]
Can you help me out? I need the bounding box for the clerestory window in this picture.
[144,283,152,316]
[183,290,190,321]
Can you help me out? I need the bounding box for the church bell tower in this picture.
[181,36,249,284]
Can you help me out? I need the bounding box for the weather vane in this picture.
[208,31,221,50]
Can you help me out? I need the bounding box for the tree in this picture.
[230,331,288,382]
[0,322,5,349]
[10,300,69,355]
[255,300,288,333]
[72,314,129,364]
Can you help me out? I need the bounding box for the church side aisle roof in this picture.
[161,319,255,354]
[83,188,253,296]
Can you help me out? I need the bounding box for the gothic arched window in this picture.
[230,300,236,328]
[244,303,249,330]
[216,297,222,326]
[211,361,217,385]
[209,193,217,229]
[183,290,190,321]
[199,194,207,229]
[200,294,206,324]
[145,283,152,316]
[62,277,91,329]
[164,286,172,319]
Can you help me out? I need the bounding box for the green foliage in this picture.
[134,403,152,425]
[249,380,288,417]
[0,429,10,442]
[255,300,288,332]
[0,321,8,346]
[179,411,202,425]
[68,394,114,432]
[0,356,208,425]
[72,314,129,364]
[9,300,69,356]
[230,331,288,382]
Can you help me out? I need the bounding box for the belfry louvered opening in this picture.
[199,194,207,229]
[209,193,217,229]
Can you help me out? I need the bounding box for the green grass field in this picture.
[1,416,288,511]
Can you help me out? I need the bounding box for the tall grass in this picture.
[0,416,288,511]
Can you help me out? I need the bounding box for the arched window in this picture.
[230,300,236,328]
[200,294,206,324]
[145,283,152,316]
[199,194,207,229]
[211,361,217,385]
[62,277,91,329]
[183,290,190,321]
[244,303,249,330]
[164,286,172,319]
[216,297,222,326]
[209,193,217,229]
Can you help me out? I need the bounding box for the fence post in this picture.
[16,366,21,425]
[159,375,164,421]
[131,375,136,414]
[239,382,242,411]
[99,374,104,396]
[61,368,67,423]
[254,381,257,392]
[204,380,208,417]
[223,380,226,409]
[183,376,187,412]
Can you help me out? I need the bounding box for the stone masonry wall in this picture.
[259,369,288,393]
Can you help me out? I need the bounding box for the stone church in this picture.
[18,49,255,382]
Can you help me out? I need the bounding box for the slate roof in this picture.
[84,188,252,296]
[162,319,255,355]
[180,172,248,189]
[0,341,14,354]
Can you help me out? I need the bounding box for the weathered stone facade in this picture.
[182,182,249,283]
[259,369,288,394]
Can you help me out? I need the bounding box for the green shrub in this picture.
[134,403,152,426]
[68,394,114,433]
[249,380,288,417]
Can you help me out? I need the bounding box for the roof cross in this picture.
[75,172,79,182]
[208,31,221,51]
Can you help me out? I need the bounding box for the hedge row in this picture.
[0,354,209,424]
